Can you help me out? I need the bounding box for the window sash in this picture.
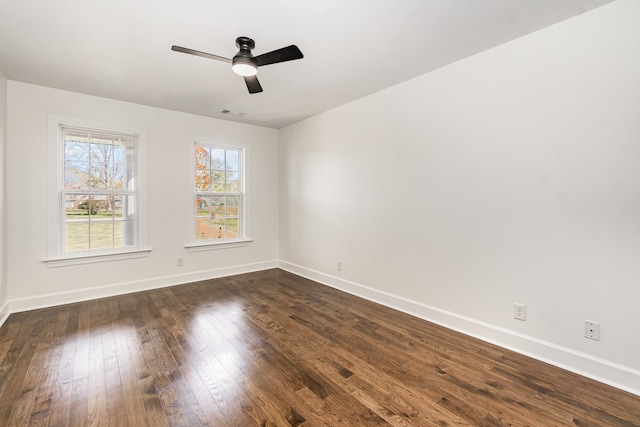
[48,116,147,260]
[191,142,245,244]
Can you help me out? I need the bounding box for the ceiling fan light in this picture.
[232,62,257,76]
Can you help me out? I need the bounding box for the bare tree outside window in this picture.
[62,128,137,252]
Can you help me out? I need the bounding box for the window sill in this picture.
[44,249,152,268]
[185,239,253,252]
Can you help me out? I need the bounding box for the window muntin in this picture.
[61,127,138,253]
[193,143,244,242]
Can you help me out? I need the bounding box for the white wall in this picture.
[279,0,640,394]
[6,81,279,310]
[0,71,7,324]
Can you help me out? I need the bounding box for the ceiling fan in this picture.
[171,37,303,94]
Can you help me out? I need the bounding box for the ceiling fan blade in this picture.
[254,45,303,67]
[171,45,232,63]
[244,75,263,94]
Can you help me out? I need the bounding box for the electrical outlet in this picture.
[585,320,600,341]
[337,260,342,271]
[177,257,184,267]
[514,303,526,321]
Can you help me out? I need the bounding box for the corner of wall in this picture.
[0,300,9,328]
[0,72,8,322]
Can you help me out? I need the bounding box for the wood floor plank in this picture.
[2,317,54,425]
[0,269,639,426]
[245,294,460,425]
[25,313,70,427]
[150,292,253,426]
[45,311,78,427]
[84,320,108,427]
[237,289,450,425]
[114,317,155,427]
[195,304,308,426]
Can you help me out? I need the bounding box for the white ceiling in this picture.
[0,0,614,129]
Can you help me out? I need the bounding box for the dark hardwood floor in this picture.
[0,269,639,426]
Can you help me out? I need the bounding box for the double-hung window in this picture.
[191,141,245,244]
[48,116,148,264]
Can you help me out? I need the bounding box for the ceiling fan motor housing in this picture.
[234,37,256,61]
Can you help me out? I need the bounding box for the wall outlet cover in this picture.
[585,320,600,341]
[514,303,526,321]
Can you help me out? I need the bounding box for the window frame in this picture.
[46,115,149,266]
[186,137,251,250]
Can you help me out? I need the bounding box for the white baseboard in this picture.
[278,260,640,397]
[9,260,278,314]
[0,300,9,328]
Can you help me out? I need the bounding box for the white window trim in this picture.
[186,136,251,249]
[184,239,253,252]
[45,115,150,265]
[45,249,152,268]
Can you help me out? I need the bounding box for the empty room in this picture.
[1,0,639,425]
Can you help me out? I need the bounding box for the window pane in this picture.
[65,222,89,252]
[113,143,126,164]
[113,221,128,248]
[196,196,211,216]
[89,195,107,216]
[90,195,121,218]
[90,221,114,249]
[110,163,125,190]
[116,138,135,190]
[90,141,112,164]
[224,196,240,238]
[210,149,225,170]
[211,196,225,217]
[121,194,136,219]
[90,162,111,189]
[67,194,103,217]
[195,145,210,169]
[66,194,87,219]
[110,196,122,218]
[211,170,225,192]
[65,161,90,189]
[226,172,239,192]
[226,195,239,212]
[223,224,238,239]
[64,140,89,162]
[195,195,211,240]
[195,170,210,192]
[195,217,212,240]
[64,140,90,190]
[226,150,239,171]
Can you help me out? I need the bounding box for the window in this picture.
[191,141,245,245]
[48,116,148,264]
